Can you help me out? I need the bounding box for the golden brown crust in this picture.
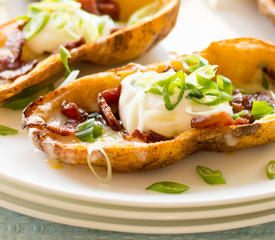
[0,0,180,101]
[22,38,275,173]
[258,0,275,24]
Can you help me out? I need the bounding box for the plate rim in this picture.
[0,190,274,234]
[0,176,274,220]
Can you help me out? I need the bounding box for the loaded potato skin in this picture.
[0,0,180,102]
[22,38,275,173]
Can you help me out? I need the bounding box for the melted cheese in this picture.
[119,70,233,138]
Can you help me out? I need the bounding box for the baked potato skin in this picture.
[22,38,275,173]
[0,0,180,102]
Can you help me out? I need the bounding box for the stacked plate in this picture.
[0,0,274,234]
[0,113,274,234]
[0,159,274,234]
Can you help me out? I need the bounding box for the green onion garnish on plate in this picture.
[266,160,275,180]
[196,165,226,185]
[0,125,18,136]
[146,181,190,194]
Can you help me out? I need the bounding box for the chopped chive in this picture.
[146,181,190,194]
[75,119,103,142]
[23,11,50,40]
[266,160,275,180]
[196,165,226,185]
[251,101,275,119]
[0,125,18,136]
[1,82,55,110]
[60,45,72,77]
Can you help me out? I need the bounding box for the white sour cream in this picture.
[119,70,233,138]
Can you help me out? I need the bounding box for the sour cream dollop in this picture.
[119,70,233,138]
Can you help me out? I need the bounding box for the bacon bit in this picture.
[52,38,86,54]
[0,20,25,72]
[0,20,38,80]
[123,129,168,143]
[98,91,121,131]
[98,0,120,20]
[45,121,77,136]
[101,85,121,105]
[78,0,100,14]
[54,37,86,53]
[61,100,88,121]
[78,0,120,20]
[0,59,37,80]
[191,112,249,129]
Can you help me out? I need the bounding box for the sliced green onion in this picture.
[216,75,233,96]
[0,125,18,136]
[1,82,54,110]
[232,110,249,120]
[185,69,232,106]
[146,181,190,194]
[56,70,79,89]
[182,55,208,73]
[163,70,186,110]
[29,1,81,13]
[75,119,103,143]
[60,45,72,77]
[196,165,226,185]
[266,160,275,180]
[262,75,269,90]
[23,11,50,40]
[1,96,36,110]
[251,101,275,119]
[17,16,31,21]
[186,89,204,99]
[145,70,186,110]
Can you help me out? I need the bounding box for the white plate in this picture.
[1,108,275,208]
[0,176,274,221]
[0,0,275,216]
[0,190,274,234]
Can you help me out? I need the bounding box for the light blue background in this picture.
[0,208,274,239]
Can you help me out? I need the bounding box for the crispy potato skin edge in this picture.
[0,0,180,101]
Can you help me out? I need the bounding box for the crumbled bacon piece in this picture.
[78,0,100,14]
[0,59,37,80]
[101,84,121,105]
[97,0,120,20]
[123,129,168,143]
[78,0,120,20]
[0,20,25,72]
[97,88,121,131]
[191,112,248,129]
[54,37,86,53]
[0,20,37,80]
[61,100,88,121]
